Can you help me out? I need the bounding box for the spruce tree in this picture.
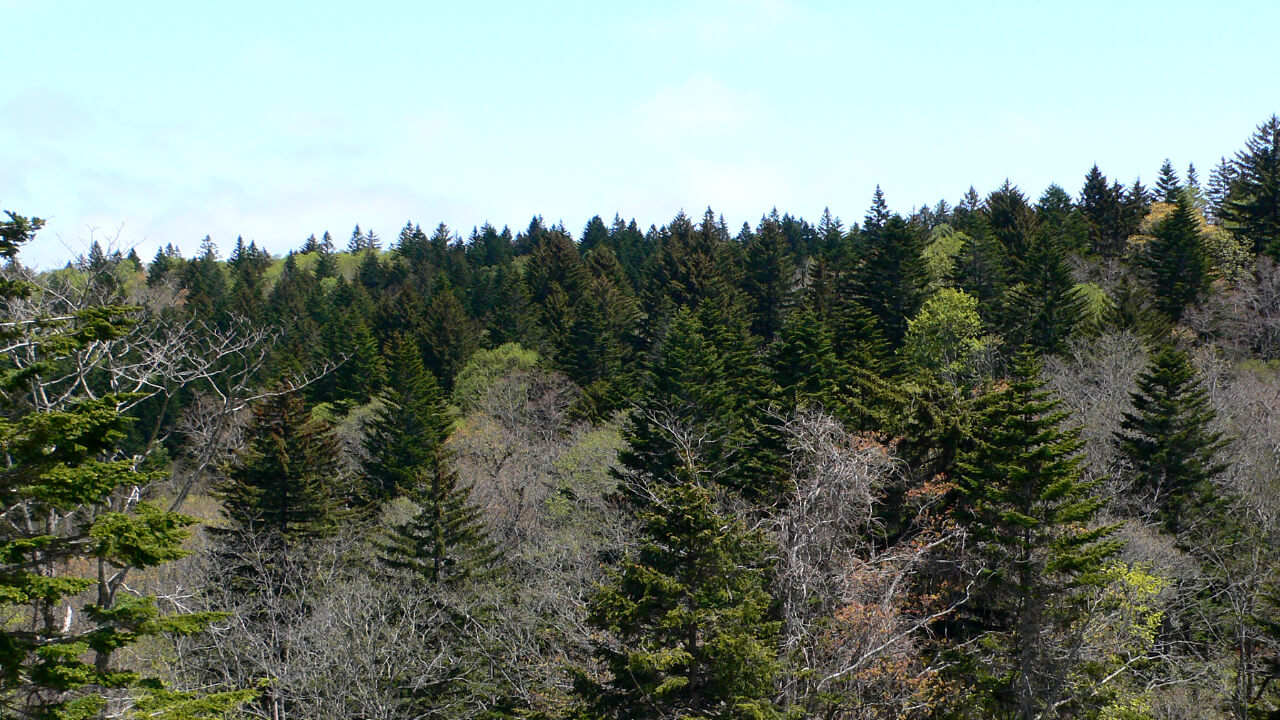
[374,459,495,587]
[1002,231,1087,355]
[1081,165,1126,257]
[1156,158,1182,202]
[952,354,1121,720]
[215,390,345,544]
[362,336,449,504]
[743,210,794,343]
[1141,194,1212,322]
[853,211,928,347]
[1221,114,1280,257]
[1113,346,1228,537]
[576,481,784,720]
[0,210,248,719]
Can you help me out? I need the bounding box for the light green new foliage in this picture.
[900,288,995,382]
[921,223,968,288]
[451,342,541,411]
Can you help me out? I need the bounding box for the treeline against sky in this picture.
[2,116,1280,720]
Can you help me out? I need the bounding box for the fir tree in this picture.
[347,224,365,253]
[576,481,785,720]
[0,210,246,719]
[1141,193,1212,322]
[1002,230,1087,355]
[1081,165,1126,257]
[1113,346,1228,538]
[1221,114,1280,256]
[1156,158,1182,202]
[214,390,345,544]
[362,337,449,504]
[743,210,794,343]
[952,354,1121,720]
[374,458,496,587]
[854,213,928,347]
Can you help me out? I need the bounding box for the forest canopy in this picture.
[2,116,1280,720]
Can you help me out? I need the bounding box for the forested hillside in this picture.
[3,116,1280,720]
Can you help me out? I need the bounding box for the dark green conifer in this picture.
[743,210,794,342]
[1081,165,1127,257]
[576,481,784,720]
[952,354,1121,719]
[1221,115,1280,257]
[214,391,346,543]
[1141,194,1212,322]
[1157,158,1182,202]
[1002,231,1087,355]
[362,336,446,504]
[1113,346,1228,537]
[853,212,928,346]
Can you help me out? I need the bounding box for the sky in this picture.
[3,0,1279,267]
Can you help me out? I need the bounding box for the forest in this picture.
[2,115,1280,720]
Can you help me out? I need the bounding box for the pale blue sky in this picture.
[3,0,1278,266]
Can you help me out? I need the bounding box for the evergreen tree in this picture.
[854,213,928,346]
[1113,346,1228,537]
[0,210,247,719]
[1141,194,1212,322]
[374,459,496,587]
[362,337,448,504]
[576,481,784,720]
[1002,230,1087,355]
[1081,165,1126,257]
[180,236,228,322]
[952,354,1121,720]
[985,181,1038,280]
[347,224,366,253]
[419,288,480,392]
[743,210,794,342]
[769,302,845,411]
[1157,158,1182,202]
[1035,184,1089,255]
[214,391,345,545]
[1221,114,1280,256]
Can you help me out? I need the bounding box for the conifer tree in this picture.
[0,210,248,719]
[1081,165,1126,257]
[952,354,1121,720]
[347,224,365,253]
[374,459,496,587]
[853,212,928,346]
[743,210,794,343]
[576,481,784,720]
[770,303,845,411]
[1002,231,1087,355]
[1221,114,1280,257]
[1141,194,1212,322]
[985,181,1038,280]
[214,391,345,545]
[362,337,449,504]
[1157,158,1182,202]
[1113,346,1228,537]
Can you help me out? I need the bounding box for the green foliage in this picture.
[450,342,541,411]
[214,390,345,543]
[900,288,995,383]
[362,336,452,504]
[1113,346,1228,538]
[921,223,967,289]
[576,481,784,720]
[952,353,1122,719]
[0,210,237,720]
[1221,115,1280,257]
[1140,194,1213,322]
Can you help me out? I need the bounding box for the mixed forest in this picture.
[4,116,1280,720]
